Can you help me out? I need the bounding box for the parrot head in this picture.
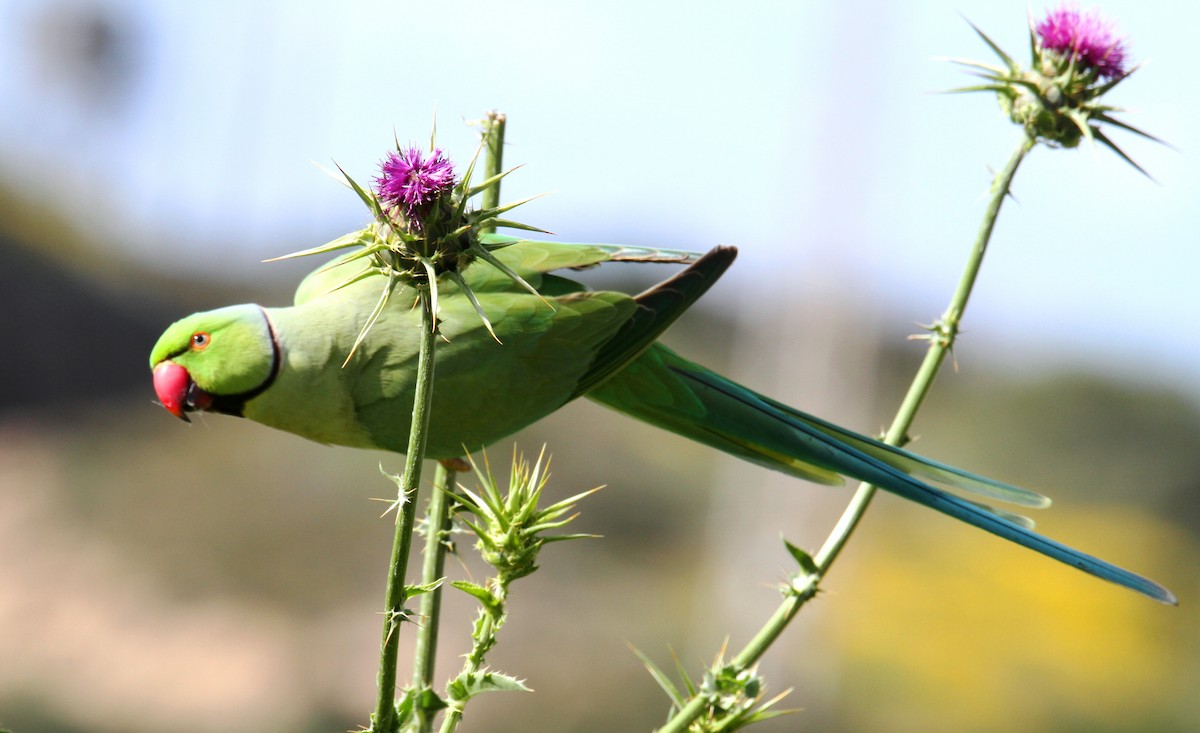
[149,304,277,421]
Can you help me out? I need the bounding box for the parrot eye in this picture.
[191,332,211,350]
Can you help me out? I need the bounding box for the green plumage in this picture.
[254,239,703,456]
[149,235,1175,604]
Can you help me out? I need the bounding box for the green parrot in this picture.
[150,236,1175,604]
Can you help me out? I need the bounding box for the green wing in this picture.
[569,246,737,398]
[292,233,704,305]
[276,237,732,459]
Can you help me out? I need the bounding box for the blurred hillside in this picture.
[1,178,1197,733]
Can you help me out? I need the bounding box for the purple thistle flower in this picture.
[375,147,457,220]
[1036,4,1127,79]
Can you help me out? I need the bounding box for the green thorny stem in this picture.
[409,461,456,731]
[401,111,508,733]
[372,286,437,733]
[481,111,506,221]
[812,133,1035,571]
[430,113,509,733]
[437,574,513,733]
[654,133,1037,733]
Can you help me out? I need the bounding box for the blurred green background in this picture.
[1,1,1197,732]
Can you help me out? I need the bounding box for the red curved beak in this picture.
[153,361,211,421]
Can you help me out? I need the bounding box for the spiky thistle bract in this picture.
[267,127,550,362]
[453,446,600,582]
[632,641,796,733]
[1035,5,1127,80]
[944,4,1164,175]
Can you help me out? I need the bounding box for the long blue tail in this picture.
[588,344,1176,604]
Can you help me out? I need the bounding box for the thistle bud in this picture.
[948,4,1159,172]
[266,118,552,355]
[375,147,457,231]
[1035,5,1127,81]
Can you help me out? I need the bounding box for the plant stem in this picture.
[730,577,818,670]
[656,696,708,733]
[813,132,1035,573]
[431,111,508,733]
[481,110,506,221]
[438,580,509,733]
[403,109,507,733]
[372,286,438,733]
[653,133,1036,733]
[411,461,456,732]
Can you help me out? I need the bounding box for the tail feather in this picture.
[764,397,1052,508]
[588,345,1176,604]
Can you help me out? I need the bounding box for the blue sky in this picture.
[3,0,1198,391]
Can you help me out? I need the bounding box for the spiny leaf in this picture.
[309,158,354,188]
[394,690,416,726]
[456,139,487,197]
[540,486,605,516]
[453,484,498,524]
[478,231,523,246]
[709,689,799,732]
[420,258,440,332]
[445,223,475,240]
[335,162,384,220]
[466,163,524,198]
[317,265,378,298]
[414,686,448,714]
[343,272,399,367]
[1094,113,1171,146]
[1093,63,1141,96]
[673,650,698,697]
[483,218,553,234]
[467,450,497,495]
[405,578,445,597]
[539,532,601,544]
[304,245,388,284]
[471,246,552,307]
[523,515,583,535]
[1066,108,1095,144]
[942,83,1014,95]
[450,580,500,610]
[783,538,819,576]
[938,56,1008,75]
[630,645,686,708]
[448,670,530,701]
[1093,126,1155,180]
[476,192,547,219]
[446,270,500,343]
[263,229,375,262]
[963,16,1017,70]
